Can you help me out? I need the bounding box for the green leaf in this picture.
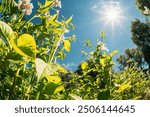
[81,62,88,70]
[44,83,58,95]
[108,50,118,58]
[44,83,64,95]
[38,0,53,13]
[46,75,61,84]
[65,16,73,24]
[115,83,132,93]
[7,52,29,64]
[54,85,64,94]
[47,21,61,27]
[0,21,13,38]
[35,58,52,81]
[100,58,106,67]
[71,94,83,100]
[10,33,36,58]
[63,40,70,52]
[35,58,64,81]
[50,28,63,34]
[97,90,110,100]
[51,14,58,21]
[58,66,68,73]
[0,21,13,48]
[100,32,106,39]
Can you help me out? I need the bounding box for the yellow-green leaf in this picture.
[39,0,53,12]
[10,33,36,58]
[71,94,83,100]
[115,83,132,93]
[51,14,58,21]
[100,58,106,67]
[45,1,53,7]
[65,16,73,24]
[81,62,88,70]
[46,75,61,84]
[10,33,28,57]
[100,32,106,39]
[63,40,70,52]
[54,85,64,94]
[17,34,36,58]
[109,50,118,58]
[47,21,61,27]
[35,58,61,81]
[58,66,68,73]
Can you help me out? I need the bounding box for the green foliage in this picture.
[117,48,146,70]
[135,0,150,16]
[131,15,150,69]
[111,66,150,99]
[0,0,150,100]
[0,0,74,99]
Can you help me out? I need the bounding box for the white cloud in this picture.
[91,5,98,10]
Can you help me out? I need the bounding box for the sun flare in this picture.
[99,2,124,28]
[106,7,120,22]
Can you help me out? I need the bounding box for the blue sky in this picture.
[0,0,144,70]
[58,0,145,70]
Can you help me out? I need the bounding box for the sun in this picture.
[106,7,120,22]
[99,2,124,27]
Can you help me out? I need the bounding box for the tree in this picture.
[135,0,150,16]
[117,48,146,70]
[117,0,150,70]
[131,19,150,68]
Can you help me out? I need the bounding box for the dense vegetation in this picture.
[0,0,150,100]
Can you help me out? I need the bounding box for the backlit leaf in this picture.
[46,75,61,84]
[54,85,64,94]
[58,66,68,73]
[100,58,106,67]
[0,21,13,38]
[115,83,132,93]
[10,33,28,57]
[100,32,106,39]
[35,58,48,81]
[63,40,70,52]
[65,16,73,24]
[109,50,118,58]
[38,0,53,13]
[51,14,58,21]
[81,62,88,70]
[71,94,83,100]
[17,34,36,58]
[35,58,63,81]
[10,33,36,58]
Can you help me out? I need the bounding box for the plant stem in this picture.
[9,67,21,99]
[35,92,40,100]
[48,39,61,63]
